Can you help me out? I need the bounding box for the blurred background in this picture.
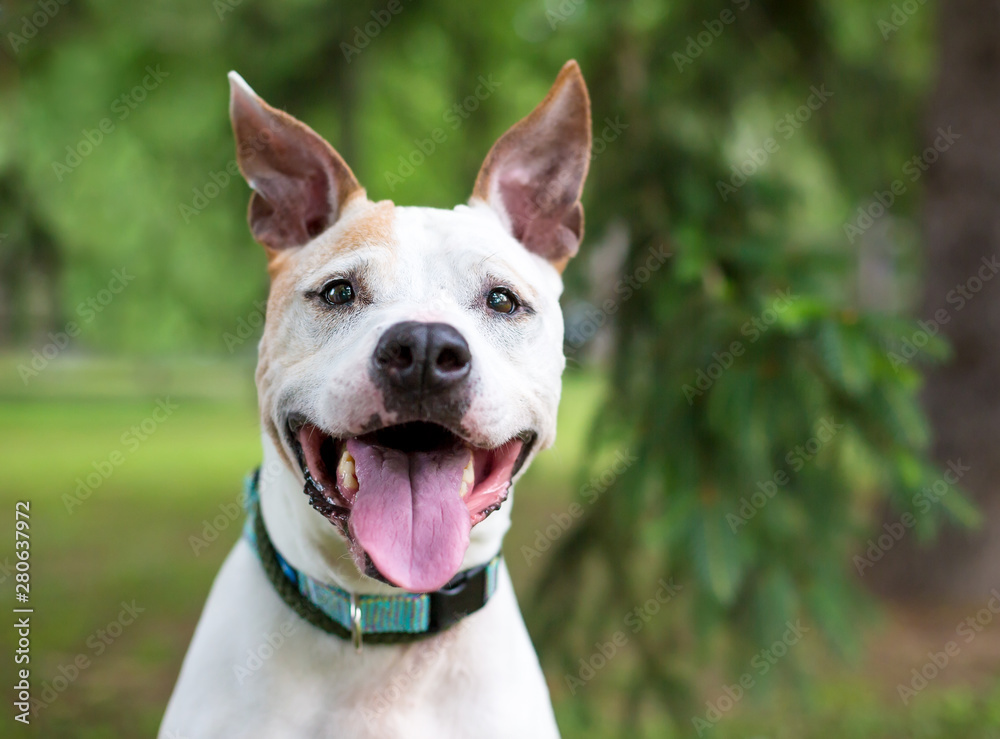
[3,0,1000,736]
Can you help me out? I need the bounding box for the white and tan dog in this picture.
[161,60,591,739]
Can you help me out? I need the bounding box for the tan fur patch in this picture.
[550,256,572,274]
[266,198,395,283]
[333,198,396,253]
[256,198,397,394]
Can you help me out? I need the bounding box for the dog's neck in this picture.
[256,433,513,596]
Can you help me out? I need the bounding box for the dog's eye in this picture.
[487,288,519,314]
[322,280,355,306]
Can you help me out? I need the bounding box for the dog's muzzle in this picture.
[286,418,534,595]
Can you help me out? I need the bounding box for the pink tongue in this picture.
[346,439,471,592]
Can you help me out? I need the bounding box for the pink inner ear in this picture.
[251,169,333,248]
[229,72,361,251]
[496,167,532,240]
[471,61,591,264]
[497,162,584,261]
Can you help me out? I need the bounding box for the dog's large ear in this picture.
[471,60,592,270]
[228,72,363,252]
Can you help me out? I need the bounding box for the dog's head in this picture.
[229,62,591,592]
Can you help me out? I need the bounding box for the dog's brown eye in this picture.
[322,280,355,306]
[487,288,518,314]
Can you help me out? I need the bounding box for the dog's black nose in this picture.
[374,321,472,392]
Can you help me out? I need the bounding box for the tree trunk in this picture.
[871,0,1000,601]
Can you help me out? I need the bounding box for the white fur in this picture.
[161,203,567,737]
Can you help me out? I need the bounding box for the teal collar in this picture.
[242,470,502,649]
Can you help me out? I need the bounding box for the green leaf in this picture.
[692,508,744,605]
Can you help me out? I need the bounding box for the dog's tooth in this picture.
[459,452,475,498]
[338,448,359,498]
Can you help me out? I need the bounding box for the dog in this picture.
[161,59,591,739]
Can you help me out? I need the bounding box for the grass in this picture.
[0,359,264,736]
[1,355,999,738]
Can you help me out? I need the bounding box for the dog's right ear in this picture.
[228,72,363,252]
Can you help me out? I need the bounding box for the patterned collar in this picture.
[241,470,502,650]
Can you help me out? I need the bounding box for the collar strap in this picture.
[242,470,501,648]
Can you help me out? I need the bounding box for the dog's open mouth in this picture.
[287,417,533,592]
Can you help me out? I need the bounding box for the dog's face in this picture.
[229,62,591,592]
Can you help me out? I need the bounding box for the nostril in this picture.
[391,344,413,370]
[378,341,413,371]
[436,347,468,373]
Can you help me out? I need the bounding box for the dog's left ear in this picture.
[228,72,364,252]
[471,60,592,271]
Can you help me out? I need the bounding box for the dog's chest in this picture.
[162,541,560,738]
